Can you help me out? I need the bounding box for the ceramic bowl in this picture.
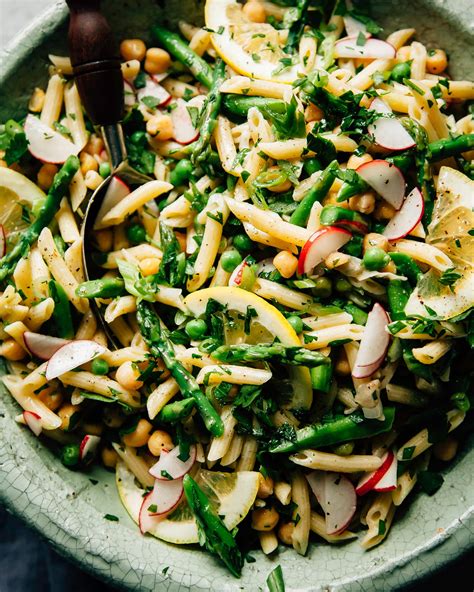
[0,1,473,590]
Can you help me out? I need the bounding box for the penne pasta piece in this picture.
[103,244,163,269]
[236,436,258,471]
[389,239,453,272]
[215,115,240,175]
[290,449,383,473]
[64,239,85,283]
[412,339,451,365]
[301,312,353,330]
[40,73,64,127]
[109,317,134,347]
[259,531,278,555]
[113,445,154,488]
[196,365,272,386]
[291,471,310,556]
[48,55,73,75]
[60,371,141,408]
[360,492,396,550]
[310,512,357,543]
[220,433,245,467]
[350,59,393,90]
[220,76,290,99]
[56,197,80,243]
[274,481,292,506]
[242,222,298,254]
[102,346,148,367]
[189,28,211,56]
[207,406,237,462]
[386,28,416,50]
[69,170,88,212]
[25,298,55,332]
[104,296,137,324]
[13,258,35,305]
[253,278,313,311]
[385,384,429,408]
[303,324,365,350]
[410,41,427,80]
[64,82,88,150]
[147,377,180,420]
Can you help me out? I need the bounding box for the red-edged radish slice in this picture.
[151,73,169,83]
[94,176,131,230]
[307,471,356,535]
[45,340,107,380]
[0,225,5,257]
[79,434,101,463]
[123,80,137,107]
[352,303,390,379]
[306,471,326,508]
[256,258,276,277]
[334,37,395,59]
[382,187,424,241]
[149,444,196,480]
[171,98,200,145]
[343,15,370,38]
[355,451,394,496]
[368,99,416,151]
[229,257,250,287]
[374,452,398,492]
[139,491,159,534]
[147,478,184,516]
[356,160,406,210]
[137,75,171,108]
[23,410,42,437]
[298,226,352,275]
[24,331,70,360]
[24,114,80,164]
[329,218,369,235]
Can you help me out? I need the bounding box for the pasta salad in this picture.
[0,0,473,578]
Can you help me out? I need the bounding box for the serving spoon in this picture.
[66,0,152,346]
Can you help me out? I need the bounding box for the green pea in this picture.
[363,247,390,271]
[391,61,411,83]
[99,162,111,178]
[332,441,355,456]
[335,277,351,293]
[450,392,470,413]
[220,249,243,273]
[170,159,193,186]
[287,315,303,334]
[126,223,146,245]
[130,130,147,145]
[233,233,254,253]
[5,119,23,136]
[185,318,208,340]
[91,357,109,375]
[303,157,323,176]
[312,276,332,298]
[60,443,80,467]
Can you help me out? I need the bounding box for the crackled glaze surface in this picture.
[0,1,473,590]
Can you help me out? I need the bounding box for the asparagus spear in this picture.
[222,95,287,119]
[211,343,331,367]
[183,474,243,577]
[387,134,474,171]
[49,280,74,339]
[76,278,126,299]
[136,301,224,437]
[0,155,79,281]
[158,397,195,423]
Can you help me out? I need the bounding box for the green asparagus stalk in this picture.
[387,134,474,171]
[49,280,74,339]
[222,95,287,119]
[211,343,330,367]
[310,363,333,393]
[0,155,79,281]
[158,397,195,423]
[136,301,223,437]
[76,278,126,299]
[183,474,243,577]
[389,252,423,285]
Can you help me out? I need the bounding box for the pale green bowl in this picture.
[0,1,473,590]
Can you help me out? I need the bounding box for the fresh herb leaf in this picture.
[417,470,444,495]
[267,564,286,592]
[104,514,119,522]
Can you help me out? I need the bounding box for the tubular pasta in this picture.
[290,449,383,472]
[389,239,453,271]
[196,365,272,386]
[236,436,258,471]
[40,73,64,127]
[64,82,88,150]
[291,471,310,556]
[25,298,55,332]
[147,377,180,419]
[360,492,396,550]
[310,512,357,543]
[253,278,313,311]
[303,324,365,350]
[207,406,237,461]
[60,370,140,408]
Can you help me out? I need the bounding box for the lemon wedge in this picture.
[205,0,300,83]
[116,460,260,544]
[183,286,313,409]
[405,167,474,320]
[0,167,46,243]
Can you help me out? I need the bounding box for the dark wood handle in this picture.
[66,0,123,126]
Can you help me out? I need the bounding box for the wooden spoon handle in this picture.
[66,0,123,126]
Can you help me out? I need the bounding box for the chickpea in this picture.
[396,46,411,62]
[257,474,274,499]
[251,507,279,532]
[273,250,298,279]
[304,103,323,123]
[146,114,174,140]
[84,170,103,191]
[139,257,161,277]
[148,429,174,456]
[363,232,389,253]
[58,403,81,431]
[347,153,373,170]
[277,522,295,545]
[37,388,63,411]
[120,38,147,62]
[121,59,141,82]
[116,361,144,391]
[374,200,396,221]
[348,191,375,214]
[94,229,113,252]
[37,163,58,191]
[433,437,458,462]
[426,49,448,74]
[0,339,26,361]
[242,0,266,23]
[84,134,104,156]
[123,418,153,447]
[103,406,126,429]
[80,151,99,175]
[82,421,104,436]
[101,445,119,469]
[144,48,172,75]
[335,350,351,376]
[28,87,45,113]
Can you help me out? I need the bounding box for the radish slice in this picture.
[256,258,276,277]
[171,98,200,145]
[151,73,169,83]
[24,331,70,360]
[138,480,184,533]
[352,303,390,379]
[357,160,406,210]
[374,452,398,491]
[137,75,171,108]
[383,187,424,241]
[79,434,101,463]
[298,226,352,275]
[307,471,356,535]
[368,99,416,151]
[0,225,5,257]
[123,80,136,107]
[343,15,370,38]
[356,451,394,496]
[139,492,159,534]
[45,340,107,380]
[94,176,131,230]
[149,444,196,480]
[24,114,80,164]
[334,37,395,59]
[23,410,42,437]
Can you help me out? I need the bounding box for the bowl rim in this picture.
[0,1,473,590]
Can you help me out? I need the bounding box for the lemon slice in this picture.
[0,167,46,243]
[405,167,474,320]
[183,286,313,409]
[116,460,260,544]
[205,0,300,83]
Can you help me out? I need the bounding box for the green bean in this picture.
[310,363,333,393]
[49,280,74,339]
[387,280,411,320]
[389,252,423,285]
[211,343,330,367]
[76,278,126,299]
[158,398,196,423]
[60,443,80,467]
[320,205,369,233]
